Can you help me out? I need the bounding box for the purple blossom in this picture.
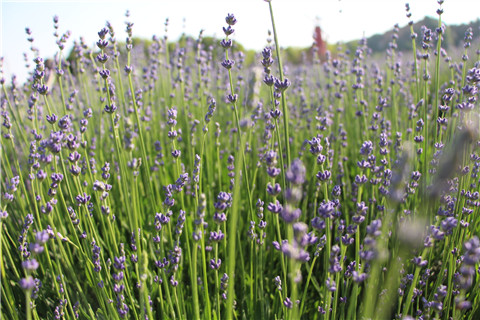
[360,140,373,155]
[221,59,235,70]
[274,78,291,92]
[286,158,306,185]
[226,93,238,104]
[35,230,50,244]
[274,276,282,291]
[19,276,36,291]
[210,258,222,270]
[280,206,301,223]
[29,243,44,255]
[22,258,39,271]
[92,243,101,272]
[318,200,335,218]
[311,216,326,230]
[104,103,117,114]
[352,271,368,283]
[283,297,293,309]
[225,13,237,26]
[264,75,275,86]
[266,166,281,178]
[220,39,233,49]
[214,191,232,212]
[222,26,234,36]
[209,230,225,242]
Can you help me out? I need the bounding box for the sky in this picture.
[1,0,480,84]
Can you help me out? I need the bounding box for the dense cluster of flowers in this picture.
[1,2,480,320]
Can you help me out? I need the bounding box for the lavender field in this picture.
[1,1,480,319]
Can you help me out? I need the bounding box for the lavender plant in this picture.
[1,3,480,320]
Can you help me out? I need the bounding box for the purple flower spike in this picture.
[264,75,275,86]
[223,26,234,36]
[46,113,58,124]
[267,200,282,214]
[19,276,36,291]
[0,210,8,220]
[213,212,226,223]
[285,158,306,185]
[267,166,281,178]
[283,297,293,309]
[225,13,237,26]
[96,39,108,49]
[272,241,281,250]
[37,84,49,95]
[210,258,222,270]
[266,182,281,196]
[220,39,233,49]
[227,94,238,104]
[316,170,331,181]
[22,258,39,271]
[96,53,109,64]
[35,230,50,244]
[352,271,368,283]
[326,278,337,291]
[280,206,302,223]
[99,69,110,79]
[466,67,480,84]
[274,78,291,92]
[318,201,335,219]
[221,59,235,70]
[311,217,326,230]
[360,140,373,155]
[104,103,117,114]
[98,27,109,39]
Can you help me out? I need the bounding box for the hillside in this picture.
[347,16,480,54]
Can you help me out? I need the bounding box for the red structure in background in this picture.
[313,25,327,62]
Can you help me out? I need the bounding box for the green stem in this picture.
[224,46,254,221]
[267,1,291,170]
[127,72,157,210]
[226,135,245,320]
[299,256,318,317]
[433,10,443,142]
[191,239,200,319]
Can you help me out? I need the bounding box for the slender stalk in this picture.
[25,287,32,320]
[225,135,245,320]
[433,6,443,142]
[224,58,254,222]
[127,71,158,210]
[267,1,291,169]
[299,255,318,317]
[191,237,200,320]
